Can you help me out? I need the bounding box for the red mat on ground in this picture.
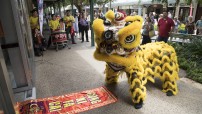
[16,86,117,114]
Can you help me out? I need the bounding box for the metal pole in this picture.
[71,0,73,15]
[90,0,94,46]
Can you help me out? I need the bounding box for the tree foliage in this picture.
[152,0,202,5]
[170,38,202,84]
[62,0,113,13]
[96,0,113,5]
[185,0,202,5]
[151,0,202,13]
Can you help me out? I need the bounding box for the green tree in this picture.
[185,0,202,5]
[96,0,113,5]
[152,0,168,11]
[152,0,201,17]
[63,0,113,13]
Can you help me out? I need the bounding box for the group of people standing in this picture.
[141,11,202,45]
[29,9,90,56]
[48,10,90,44]
[173,16,202,35]
[142,11,172,44]
[29,8,202,55]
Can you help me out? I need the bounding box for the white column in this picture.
[138,5,142,16]
[85,7,87,18]
[192,0,198,21]
[175,4,180,18]
[143,7,146,20]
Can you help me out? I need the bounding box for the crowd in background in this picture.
[30,7,112,56]
[139,11,202,44]
[145,11,202,36]
[29,8,202,56]
[47,10,90,44]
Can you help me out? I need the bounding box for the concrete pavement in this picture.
[12,24,202,113]
[33,35,202,114]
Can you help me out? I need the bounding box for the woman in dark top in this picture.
[78,13,82,39]
[141,17,154,45]
[186,16,196,34]
[79,13,89,42]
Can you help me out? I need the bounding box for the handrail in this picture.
[170,33,202,39]
[169,33,202,43]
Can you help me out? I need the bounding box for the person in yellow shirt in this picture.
[47,14,60,48]
[30,9,39,32]
[29,9,40,44]
[49,14,60,32]
[178,21,187,34]
[64,10,76,44]
[30,9,43,56]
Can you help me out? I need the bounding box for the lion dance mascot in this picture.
[92,10,179,109]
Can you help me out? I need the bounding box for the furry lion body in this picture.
[92,10,179,109]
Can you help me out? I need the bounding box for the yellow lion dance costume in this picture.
[92,10,179,109]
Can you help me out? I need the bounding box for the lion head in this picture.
[92,10,143,56]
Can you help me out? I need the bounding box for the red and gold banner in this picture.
[16,87,117,114]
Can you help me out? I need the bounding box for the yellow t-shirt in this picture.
[49,20,60,31]
[64,15,75,27]
[29,16,39,29]
[178,23,186,31]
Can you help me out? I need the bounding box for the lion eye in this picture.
[125,21,132,26]
[125,35,135,43]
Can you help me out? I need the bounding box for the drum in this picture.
[51,30,67,43]
[51,30,70,51]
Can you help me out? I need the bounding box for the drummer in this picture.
[47,14,60,48]
[49,14,60,33]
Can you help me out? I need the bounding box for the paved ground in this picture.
[31,29,202,114]
[12,25,202,114]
